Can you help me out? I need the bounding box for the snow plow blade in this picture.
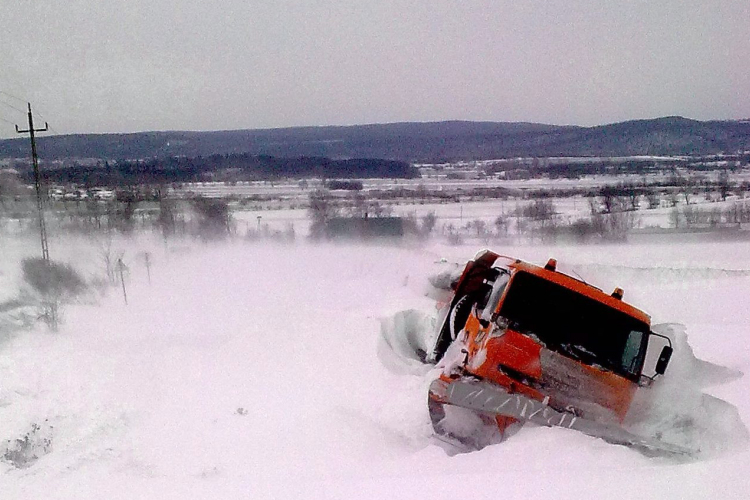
[429,377,695,457]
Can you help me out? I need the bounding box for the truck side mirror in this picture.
[655,345,673,375]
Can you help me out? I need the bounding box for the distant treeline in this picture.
[486,157,748,180]
[24,154,418,186]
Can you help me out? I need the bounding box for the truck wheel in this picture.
[431,294,475,363]
[449,295,473,340]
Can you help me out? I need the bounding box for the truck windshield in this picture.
[499,271,648,379]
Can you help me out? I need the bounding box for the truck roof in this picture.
[508,259,651,326]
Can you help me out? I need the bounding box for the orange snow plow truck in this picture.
[428,250,681,455]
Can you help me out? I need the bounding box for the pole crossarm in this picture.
[15,123,49,133]
[15,103,48,133]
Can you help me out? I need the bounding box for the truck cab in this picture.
[430,250,672,425]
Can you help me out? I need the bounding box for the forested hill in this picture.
[2,117,750,163]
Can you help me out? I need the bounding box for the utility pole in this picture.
[16,103,56,330]
[16,103,50,261]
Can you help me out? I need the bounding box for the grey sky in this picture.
[1,0,748,138]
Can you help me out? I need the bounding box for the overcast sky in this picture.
[1,0,748,138]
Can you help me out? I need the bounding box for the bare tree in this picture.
[0,169,24,210]
[468,219,492,243]
[420,211,437,238]
[308,190,338,238]
[718,169,731,201]
[191,196,232,239]
[621,182,640,210]
[683,204,696,227]
[667,191,679,208]
[95,236,124,285]
[600,186,618,214]
[345,192,368,218]
[646,191,661,209]
[681,176,694,205]
[669,208,680,228]
[494,214,509,238]
[111,190,139,234]
[157,197,178,240]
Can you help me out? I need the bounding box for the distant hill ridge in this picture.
[2,117,749,162]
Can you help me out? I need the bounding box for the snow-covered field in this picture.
[2,231,750,499]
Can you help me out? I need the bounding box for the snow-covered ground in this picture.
[2,232,750,499]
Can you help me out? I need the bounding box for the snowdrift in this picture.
[2,239,750,499]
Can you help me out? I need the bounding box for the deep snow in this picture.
[2,236,750,499]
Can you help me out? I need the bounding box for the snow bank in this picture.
[625,324,748,458]
[378,309,436,374]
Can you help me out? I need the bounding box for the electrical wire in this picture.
[20,105,61,136]
[0,98,60,136]
[33,113,60,136]
[0,89,60,138]
[0,89,28,106]
[0,98,25,115]
[0,114,17,126]
[1,89,59,133]
[0,108,21,139]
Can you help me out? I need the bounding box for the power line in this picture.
[0,86,61,135]
[0,98,25,115]
[0,110,21,138]
[28,115,61,136]
[0,89,60,133]
[0,89,28,105]
[33,113,61,135]
[0,114,17,126]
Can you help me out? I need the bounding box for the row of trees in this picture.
[19,154,418,187]
[671,201,750,228]
[305,187,644,244]
[0,193,234,243]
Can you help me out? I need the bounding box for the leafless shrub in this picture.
[22,258,86,301]
[247,222,296,243]
[569,219,598,242]
[442,223,464,246]
[447,231,464,246]
[592,210,638,241]
[95,237,124,285]
[680,202,750,227]
[2,422,53,469]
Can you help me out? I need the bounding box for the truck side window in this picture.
[481,271,510,323]
[622,330,644,374]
